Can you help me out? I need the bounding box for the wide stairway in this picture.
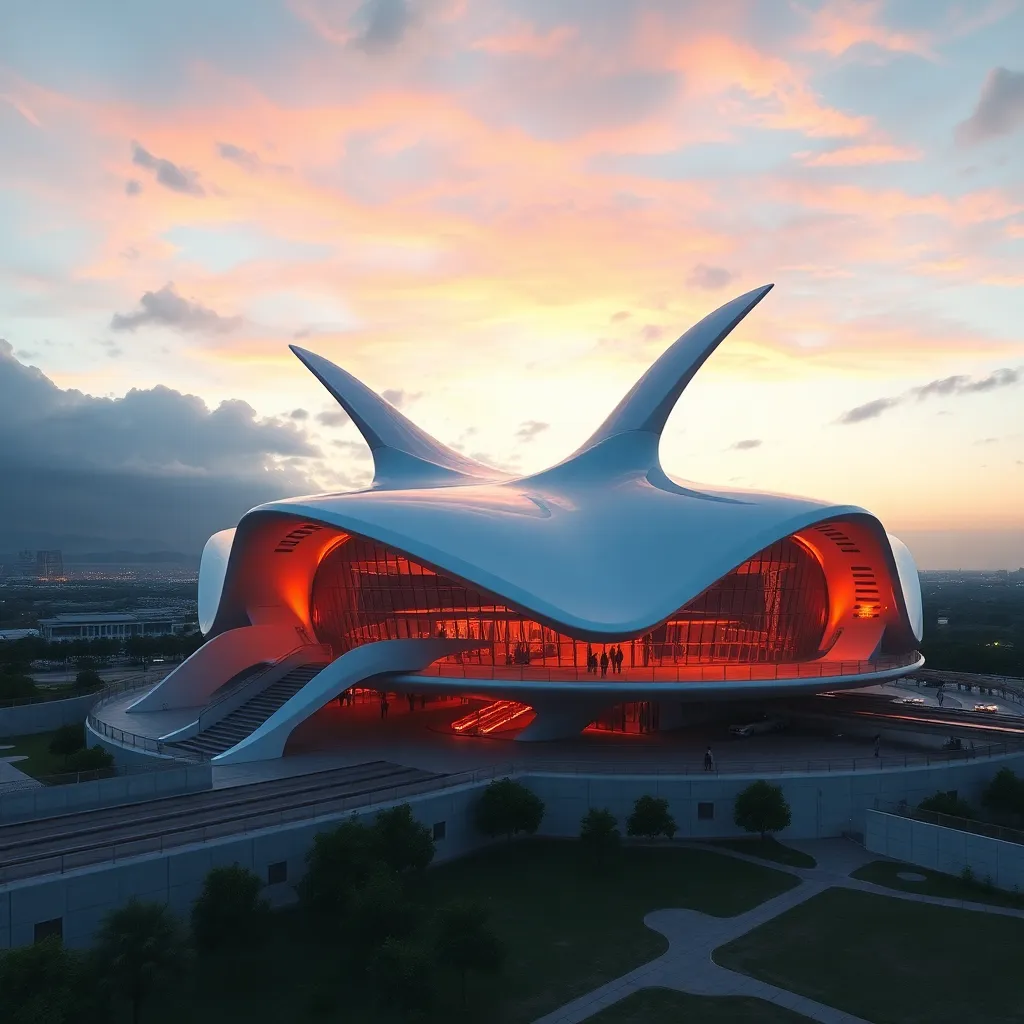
[451,700,533,736]
[168,662,328,759]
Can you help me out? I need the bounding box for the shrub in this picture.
[74,668,104,693]
[734,780,792,838]
[349,867,419,955]
[191,865,269,952]
[982,768,1024,819]
[579,808,621,864]
[0,672,37,701]
[919,790,975,818]
[436,900,506,1006]
[626,795,677,840]
[0,936,107,1024]
[299,817,376,923]
[473,778,545,840]
[49,723,86,766]
[65,746,115,775]
[372,803,435,874]
[92,899,189,1024]
[368,938,434,1017]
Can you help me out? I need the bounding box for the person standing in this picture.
[600,650,609,678]
[704,746,713,771]
[873,734,881,758]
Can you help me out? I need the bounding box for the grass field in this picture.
[587,987,814,1023]
[708,837,816,868]
[714,887,1024,1024]
[0,729,67,777]
[851,859,1024,910]
[139,840,799,1024]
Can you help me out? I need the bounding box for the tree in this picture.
[0,936,107,1024]
[982,768,1024,819]
[74,668,104,693]
[299,816,376,924]
[0,671,36,702]
[372,803,435,874]
[473,778,545,841]
[626,796,677,840]
[919,790,975,819]
[436,900,506,1006]
[579,808,621,865]
[66,745,115,775]
[734,780,792,839]
[92,899,189,1024]
[349,867,419,955]
[49,723,86,767]
[191,865,269,952]
[368,938,434,1017]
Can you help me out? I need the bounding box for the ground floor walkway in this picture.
[531,838,1024,1024]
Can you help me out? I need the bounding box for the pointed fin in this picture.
[572,284,773,458]
[291,345,501,488]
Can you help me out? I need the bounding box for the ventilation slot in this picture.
[274,522,327,554]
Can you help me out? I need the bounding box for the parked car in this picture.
[729,718,786,738]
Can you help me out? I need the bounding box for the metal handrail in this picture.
[195,643,331,733]
[0,672,150,709]
[407,652,922,684]
[883,804,1024,847]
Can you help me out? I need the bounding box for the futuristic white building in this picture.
[126,285,923,764]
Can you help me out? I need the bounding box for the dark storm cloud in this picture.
[111,284,243,334]
[355,0,412,53]
[956,67,1024,144]
[687,264,736,290]
[838,367,1022,424]
[729,439,762,450]
[131,141,205,196]
[515,420,549,442]
[0,341,320,553]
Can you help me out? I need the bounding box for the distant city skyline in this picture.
[1,1,1022,567]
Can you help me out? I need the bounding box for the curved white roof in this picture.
[202,285,922,644]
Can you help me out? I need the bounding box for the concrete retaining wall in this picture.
[0,762,213,825]
[5,751,1024,951]
[865,809,1024,892]
[0,782,487,949]
[0,693,102,738]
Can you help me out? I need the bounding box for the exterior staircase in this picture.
[168,662,328,759]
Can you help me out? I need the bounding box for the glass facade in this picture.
[310,533,829,669]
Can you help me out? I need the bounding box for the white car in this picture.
[891,697,926,706]
[973,703,999,714]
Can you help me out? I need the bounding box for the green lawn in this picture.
[714,887,1024,1024]
[851,859,1024,910]
[588,987,814,1023]
[0,730,67,778]
[708,837,816,869]
[139,840,798,1024]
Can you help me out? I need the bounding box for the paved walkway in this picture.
[532,838,1024,1024]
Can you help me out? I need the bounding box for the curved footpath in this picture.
[531,839,1024,1024]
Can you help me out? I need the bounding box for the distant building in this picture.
[0,628,40,642]
[35,550,63,580]
[38,609,186,641]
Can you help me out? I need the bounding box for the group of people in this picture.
[587,645,624,677]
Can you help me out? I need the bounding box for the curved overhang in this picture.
[198,528,235,634]
[887,533,924,642]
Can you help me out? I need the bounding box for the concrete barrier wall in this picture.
[0,762,213,825]
[0,693,102,738]
[865,809,1024,892]
[0,782,489,949]
[527,752,1024,842]
[5,751,1024,950]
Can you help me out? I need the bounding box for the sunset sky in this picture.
[1,0,1022,566]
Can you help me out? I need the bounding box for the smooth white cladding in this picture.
[198,528,235,635]
[887,533,924,642]
[200,285,922,648]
